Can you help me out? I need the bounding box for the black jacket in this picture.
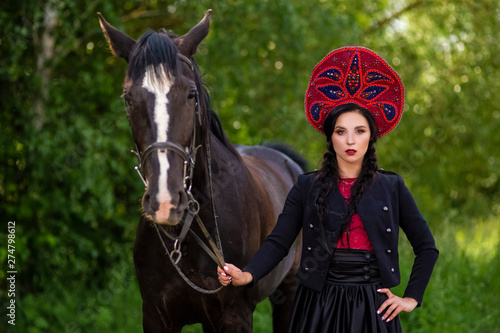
[243,170,439,306]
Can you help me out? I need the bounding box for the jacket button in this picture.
[304,267,309,272]
[386,249,392,254]
[309,223,314,230]
[386,228,392,233]
[363,266,370,272]
[307,246,312,252]
[391,268,395,272]
[383,206,389,211]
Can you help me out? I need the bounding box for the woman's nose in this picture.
[347,133,355,145]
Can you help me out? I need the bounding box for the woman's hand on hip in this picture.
[217,263,253,287]
[377,288,418,322]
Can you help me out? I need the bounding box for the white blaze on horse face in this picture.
[142,65,174,223]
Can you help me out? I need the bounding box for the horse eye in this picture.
[188,89,197,99]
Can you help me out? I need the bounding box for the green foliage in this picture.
[1,0,499,331]
[393,215,500,332]
[17,262,142,332]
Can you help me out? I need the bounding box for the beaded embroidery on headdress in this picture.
[305,46,405,137]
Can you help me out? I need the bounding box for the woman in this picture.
[218,46,439,332]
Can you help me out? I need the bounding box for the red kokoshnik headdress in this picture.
[305,46,405,137]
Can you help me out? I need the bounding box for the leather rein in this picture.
[127,54,225,294]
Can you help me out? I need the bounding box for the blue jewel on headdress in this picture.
[365,71,391,83]
[310,103,322,121]
[318,68,342,81]
[383,104,397,121]
[360,86,387,100]
[318,85,344,100]
[345,54,361,96]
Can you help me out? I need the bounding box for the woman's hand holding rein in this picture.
[217,264,253,287]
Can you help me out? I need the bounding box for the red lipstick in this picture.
[345,149,357,156]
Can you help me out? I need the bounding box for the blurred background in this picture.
[1,0,499,332]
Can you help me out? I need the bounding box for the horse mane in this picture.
[200,83,240,158]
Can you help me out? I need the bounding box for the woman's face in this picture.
[330,111,371,174]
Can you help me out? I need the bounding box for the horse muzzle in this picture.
[154,201,184,225]
[142,189,188,226]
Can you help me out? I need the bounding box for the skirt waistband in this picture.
[327,248,380,284]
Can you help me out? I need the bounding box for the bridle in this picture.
[126,54,225,294]
[130,54,202,192]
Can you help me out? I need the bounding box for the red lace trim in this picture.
[335,178,373,250]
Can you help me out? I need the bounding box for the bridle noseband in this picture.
[138,141,200,194]
[125,54,225,294]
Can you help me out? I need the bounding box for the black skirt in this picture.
[288,249,403,333]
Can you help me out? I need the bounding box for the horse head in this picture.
[98,10,211,226]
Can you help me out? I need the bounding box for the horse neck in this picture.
[192,126,241,217]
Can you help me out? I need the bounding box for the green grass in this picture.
[11,215,500,332]
[393,215,500,332]
[182,299,272,332]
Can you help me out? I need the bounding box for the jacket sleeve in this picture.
[242,174,306,284]
[397,175,439,306]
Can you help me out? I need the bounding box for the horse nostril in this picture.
[142,192,156,213]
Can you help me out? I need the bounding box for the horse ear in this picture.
[177,9,212,57]
[97,12,136,62]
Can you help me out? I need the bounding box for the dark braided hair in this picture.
[315,103,379,248]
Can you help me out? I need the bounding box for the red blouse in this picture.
[335,178,374,250]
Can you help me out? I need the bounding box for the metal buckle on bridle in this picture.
[170,239,182,265]
[187,194,200,214]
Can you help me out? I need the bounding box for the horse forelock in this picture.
[128,30,179,86]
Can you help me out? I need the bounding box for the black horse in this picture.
[99,10,306,332]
